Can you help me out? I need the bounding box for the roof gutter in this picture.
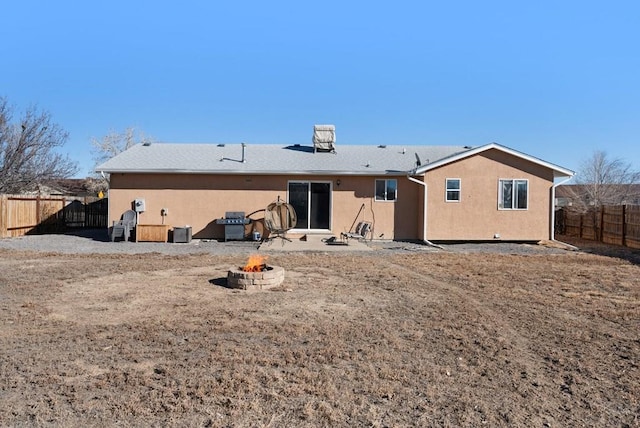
[96,169,409,176]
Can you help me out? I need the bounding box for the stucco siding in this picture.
[109,174,284,238]
[108,173,412,240]
[424,150,555,241]
[393,178,421,240]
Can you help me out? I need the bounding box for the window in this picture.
[375,179,397,201]
[445,178,461,202]
[499,179,528,209]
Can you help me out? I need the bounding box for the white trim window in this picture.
[499,179,528,210]
[375,179,397,201]
[445,178,461,202]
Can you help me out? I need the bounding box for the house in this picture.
[97,127,574,242]
[22,178,101,197]
[556,184,640,209]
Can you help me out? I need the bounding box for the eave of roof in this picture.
[96,143,470,175]
[412,142,575,178]
[101,168,410,176]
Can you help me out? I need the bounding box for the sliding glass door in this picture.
[288,181,331,230]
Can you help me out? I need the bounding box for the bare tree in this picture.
[571,150,640,211]
[91,127,154,170]
[0,97,78,194]
[562,151,640,240]
[90,127,155,193]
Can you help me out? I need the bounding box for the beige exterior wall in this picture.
[423,149,555,241]
[108,173,419,240]
[107,149,556,242]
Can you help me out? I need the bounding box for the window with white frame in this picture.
[445,178,461,202]
[499,179,528,209]
[375,179,397,201]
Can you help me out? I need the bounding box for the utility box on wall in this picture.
[134,198,146,212]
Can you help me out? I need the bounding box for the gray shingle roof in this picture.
[96,143,472,175]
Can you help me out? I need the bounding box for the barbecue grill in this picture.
[215,211,251,241]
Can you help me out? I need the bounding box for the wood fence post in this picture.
[599,206,604,242]
[579,214,583,238]
[61,198,66,232]
[36,196,41,234]
[0,195,6,238]
[61,197,66,230]
[84,196,89,228]
[622,204,627,247]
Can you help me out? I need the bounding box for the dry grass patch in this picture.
[0,248,638,426]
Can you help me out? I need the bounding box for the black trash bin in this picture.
[172,226,192,243]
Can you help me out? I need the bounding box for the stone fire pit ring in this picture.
[227,265,285,290]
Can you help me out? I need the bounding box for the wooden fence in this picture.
[0,195,108,238]
[557,205,640,249]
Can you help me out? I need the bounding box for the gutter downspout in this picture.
[551,175,578,249]
[407,174,443,249]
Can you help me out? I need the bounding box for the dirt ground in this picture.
[0,237,638,427]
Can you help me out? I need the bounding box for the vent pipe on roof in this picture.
[241,143,247,163]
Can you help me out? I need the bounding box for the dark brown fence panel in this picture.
[626,205,640,249]
[561,209,582,237]
[580,211,598,241]
[559,205,640,250]
[602,205,624,246]
[84,198,108,228]
[63,200,86,228]
[62,197,109,229]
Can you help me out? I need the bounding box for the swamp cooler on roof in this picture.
[312,124,336,152]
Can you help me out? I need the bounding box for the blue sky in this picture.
[2,1,639,178]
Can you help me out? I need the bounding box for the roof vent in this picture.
[312,124,336,153]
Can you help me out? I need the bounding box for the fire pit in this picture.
[227,255,285,290]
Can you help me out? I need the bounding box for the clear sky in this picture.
[2,1,639,178]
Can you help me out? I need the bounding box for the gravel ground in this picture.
[0,229,573,256]
[0,230,261,255]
